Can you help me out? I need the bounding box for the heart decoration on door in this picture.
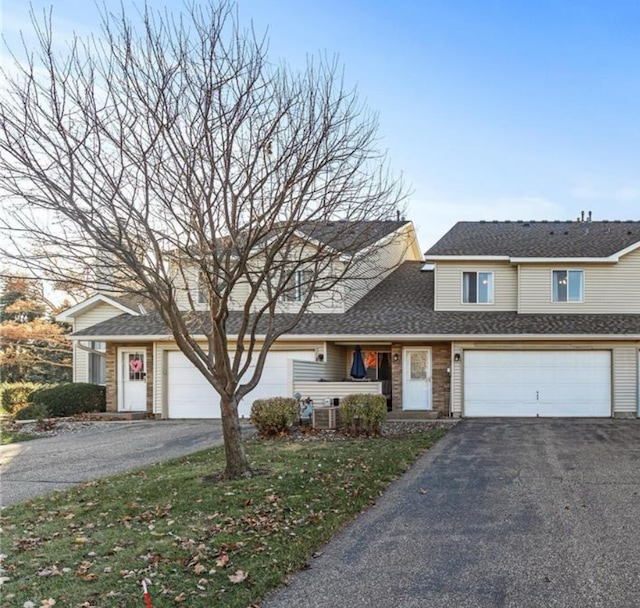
[129,358,143,373]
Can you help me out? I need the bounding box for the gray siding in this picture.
[518,248,640,314]
[292,360,328,382]
[343,224,419,310]
[613,346,638,414]
[434,262,517,311]
[324,342,349,381]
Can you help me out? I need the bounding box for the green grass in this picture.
[0,428,40,445]
[0,430,446,607]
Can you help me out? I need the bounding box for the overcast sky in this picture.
[3,0,639,250]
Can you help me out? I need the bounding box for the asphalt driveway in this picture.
[264,419,640,608]
[0,421,252,507]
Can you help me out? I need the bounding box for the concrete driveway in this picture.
[0,421,252,507]
[264,419,640,608]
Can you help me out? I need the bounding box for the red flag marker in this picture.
[142,579,152,608]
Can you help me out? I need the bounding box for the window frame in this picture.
[88,341,106,385]
[551,269,584,303]
[284,269,313,302]
[461,271,494,305]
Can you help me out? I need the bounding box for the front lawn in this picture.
[1,429,446,607]
[0,427,39,445]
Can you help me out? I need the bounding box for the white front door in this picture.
[402,348,431,410]
[119,349,147,412]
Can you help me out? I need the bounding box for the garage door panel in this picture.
[167,351,315,419]
[464,351,611,417]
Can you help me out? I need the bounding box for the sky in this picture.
[2,0,639,250]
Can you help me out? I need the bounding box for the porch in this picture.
[291,342,451,420]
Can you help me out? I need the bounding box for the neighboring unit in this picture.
[59,219,640,419]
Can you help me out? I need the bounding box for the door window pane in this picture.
[128,353,145,381]
[409,352,427,380]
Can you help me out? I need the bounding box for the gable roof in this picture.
[70,262,640,339]
[56,293,143,321]
[295,220,411,253]
[173,220,415,260]
[425,220,640,258]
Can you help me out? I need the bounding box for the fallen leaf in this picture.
[173,593,187,602]
[81,573,97,581]
[23,602,35,608]
[228,569,247,584]
[419,488,428,495]
[215,554,229,568]
[40,600,56,608]
[193,563,207,575]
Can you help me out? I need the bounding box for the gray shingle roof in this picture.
[425,220,640,258]
[73,262,640,338]
[297,220,410,253]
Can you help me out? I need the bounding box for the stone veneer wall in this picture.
[104,343,154,413]
[390,343,451,417]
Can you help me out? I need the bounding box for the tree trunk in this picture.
[220,395,251,478]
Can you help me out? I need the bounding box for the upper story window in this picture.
[552,269,583,302]
[197,271,208,304]
[284,270,313,302]
[462,271,493,304]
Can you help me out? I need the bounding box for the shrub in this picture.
[340,393,387,436]
[14,402,50,421]
[27,383,106,417]
[250,397,298,437]
[0,382,45,416]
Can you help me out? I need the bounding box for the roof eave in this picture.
[56,294,140,321]
[68,332,640,342]
[509,256,616,263]
[424,255,511,261]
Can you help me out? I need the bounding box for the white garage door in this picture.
[464,351,611,417]
[167,350,315,419]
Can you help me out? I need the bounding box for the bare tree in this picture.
[0,1,406,477]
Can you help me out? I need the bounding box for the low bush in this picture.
[27,383,106,417]
[250,397,298,436]
[14,402,50,421]
[0,382,45,416]
[340,393,387,436]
